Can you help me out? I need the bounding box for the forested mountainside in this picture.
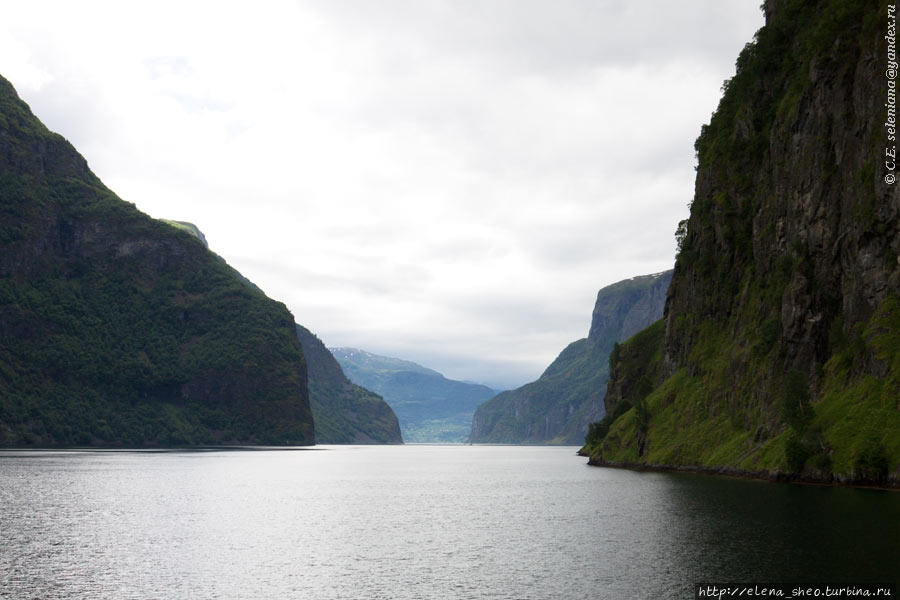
[469,271,671,444]
[296,326,402,444]
[0,74,314,446]
[583,0,900,486]
[332,348,495,442]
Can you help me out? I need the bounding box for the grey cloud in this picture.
[445,291,592,339]
[231,254,431,299]
[520,197,682,270]
[305,0,762,74]
[322,221,412,246]
[421,235,507,262]
[19,77,112,155]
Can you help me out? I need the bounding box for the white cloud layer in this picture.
[1,1,764,389]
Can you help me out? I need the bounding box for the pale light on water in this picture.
[1,446,898,599]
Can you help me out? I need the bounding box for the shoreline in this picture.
[581,453,900,491]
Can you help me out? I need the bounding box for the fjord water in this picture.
[1,446,897,600]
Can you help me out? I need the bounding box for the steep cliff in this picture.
[584,0,900,486]
[0,75,315,446]
[296,326,402,444]
[469,271,672,444]
[332,348,495,442]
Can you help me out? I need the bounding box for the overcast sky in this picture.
[1,1,764,389]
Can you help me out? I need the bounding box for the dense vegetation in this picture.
[584,299,900,484]
[297,326,402,444]
[583,0,900,485]
[332,348,495,442]
[583,320,665,452]
[0,75,314,446]
[470,272,671,445]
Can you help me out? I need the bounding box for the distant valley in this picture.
[331,348,496,443]
[298,329,402,444]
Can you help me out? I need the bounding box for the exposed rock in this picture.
[469,271,672,445]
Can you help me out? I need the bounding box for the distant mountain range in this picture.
[331,348,496,442]
[469,271,672,445]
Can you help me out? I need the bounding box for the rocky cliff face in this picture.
[0,75,315,446]
[586,0,900,486]
[590,272,671,344]
[469,271,672,445]
[297,326,402,444]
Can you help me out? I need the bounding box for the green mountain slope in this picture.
[156,218,401,444]
[583,0,900,486]
[469,271,672,445]
[296,326,402,444]
[331,348,495,442]
[0,74,314,446]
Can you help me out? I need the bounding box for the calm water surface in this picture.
[1,445,898,599]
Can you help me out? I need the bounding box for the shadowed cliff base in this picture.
[582,456,900,491]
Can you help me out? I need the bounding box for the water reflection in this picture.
[655,471,900,583]
[0,447,897,600]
